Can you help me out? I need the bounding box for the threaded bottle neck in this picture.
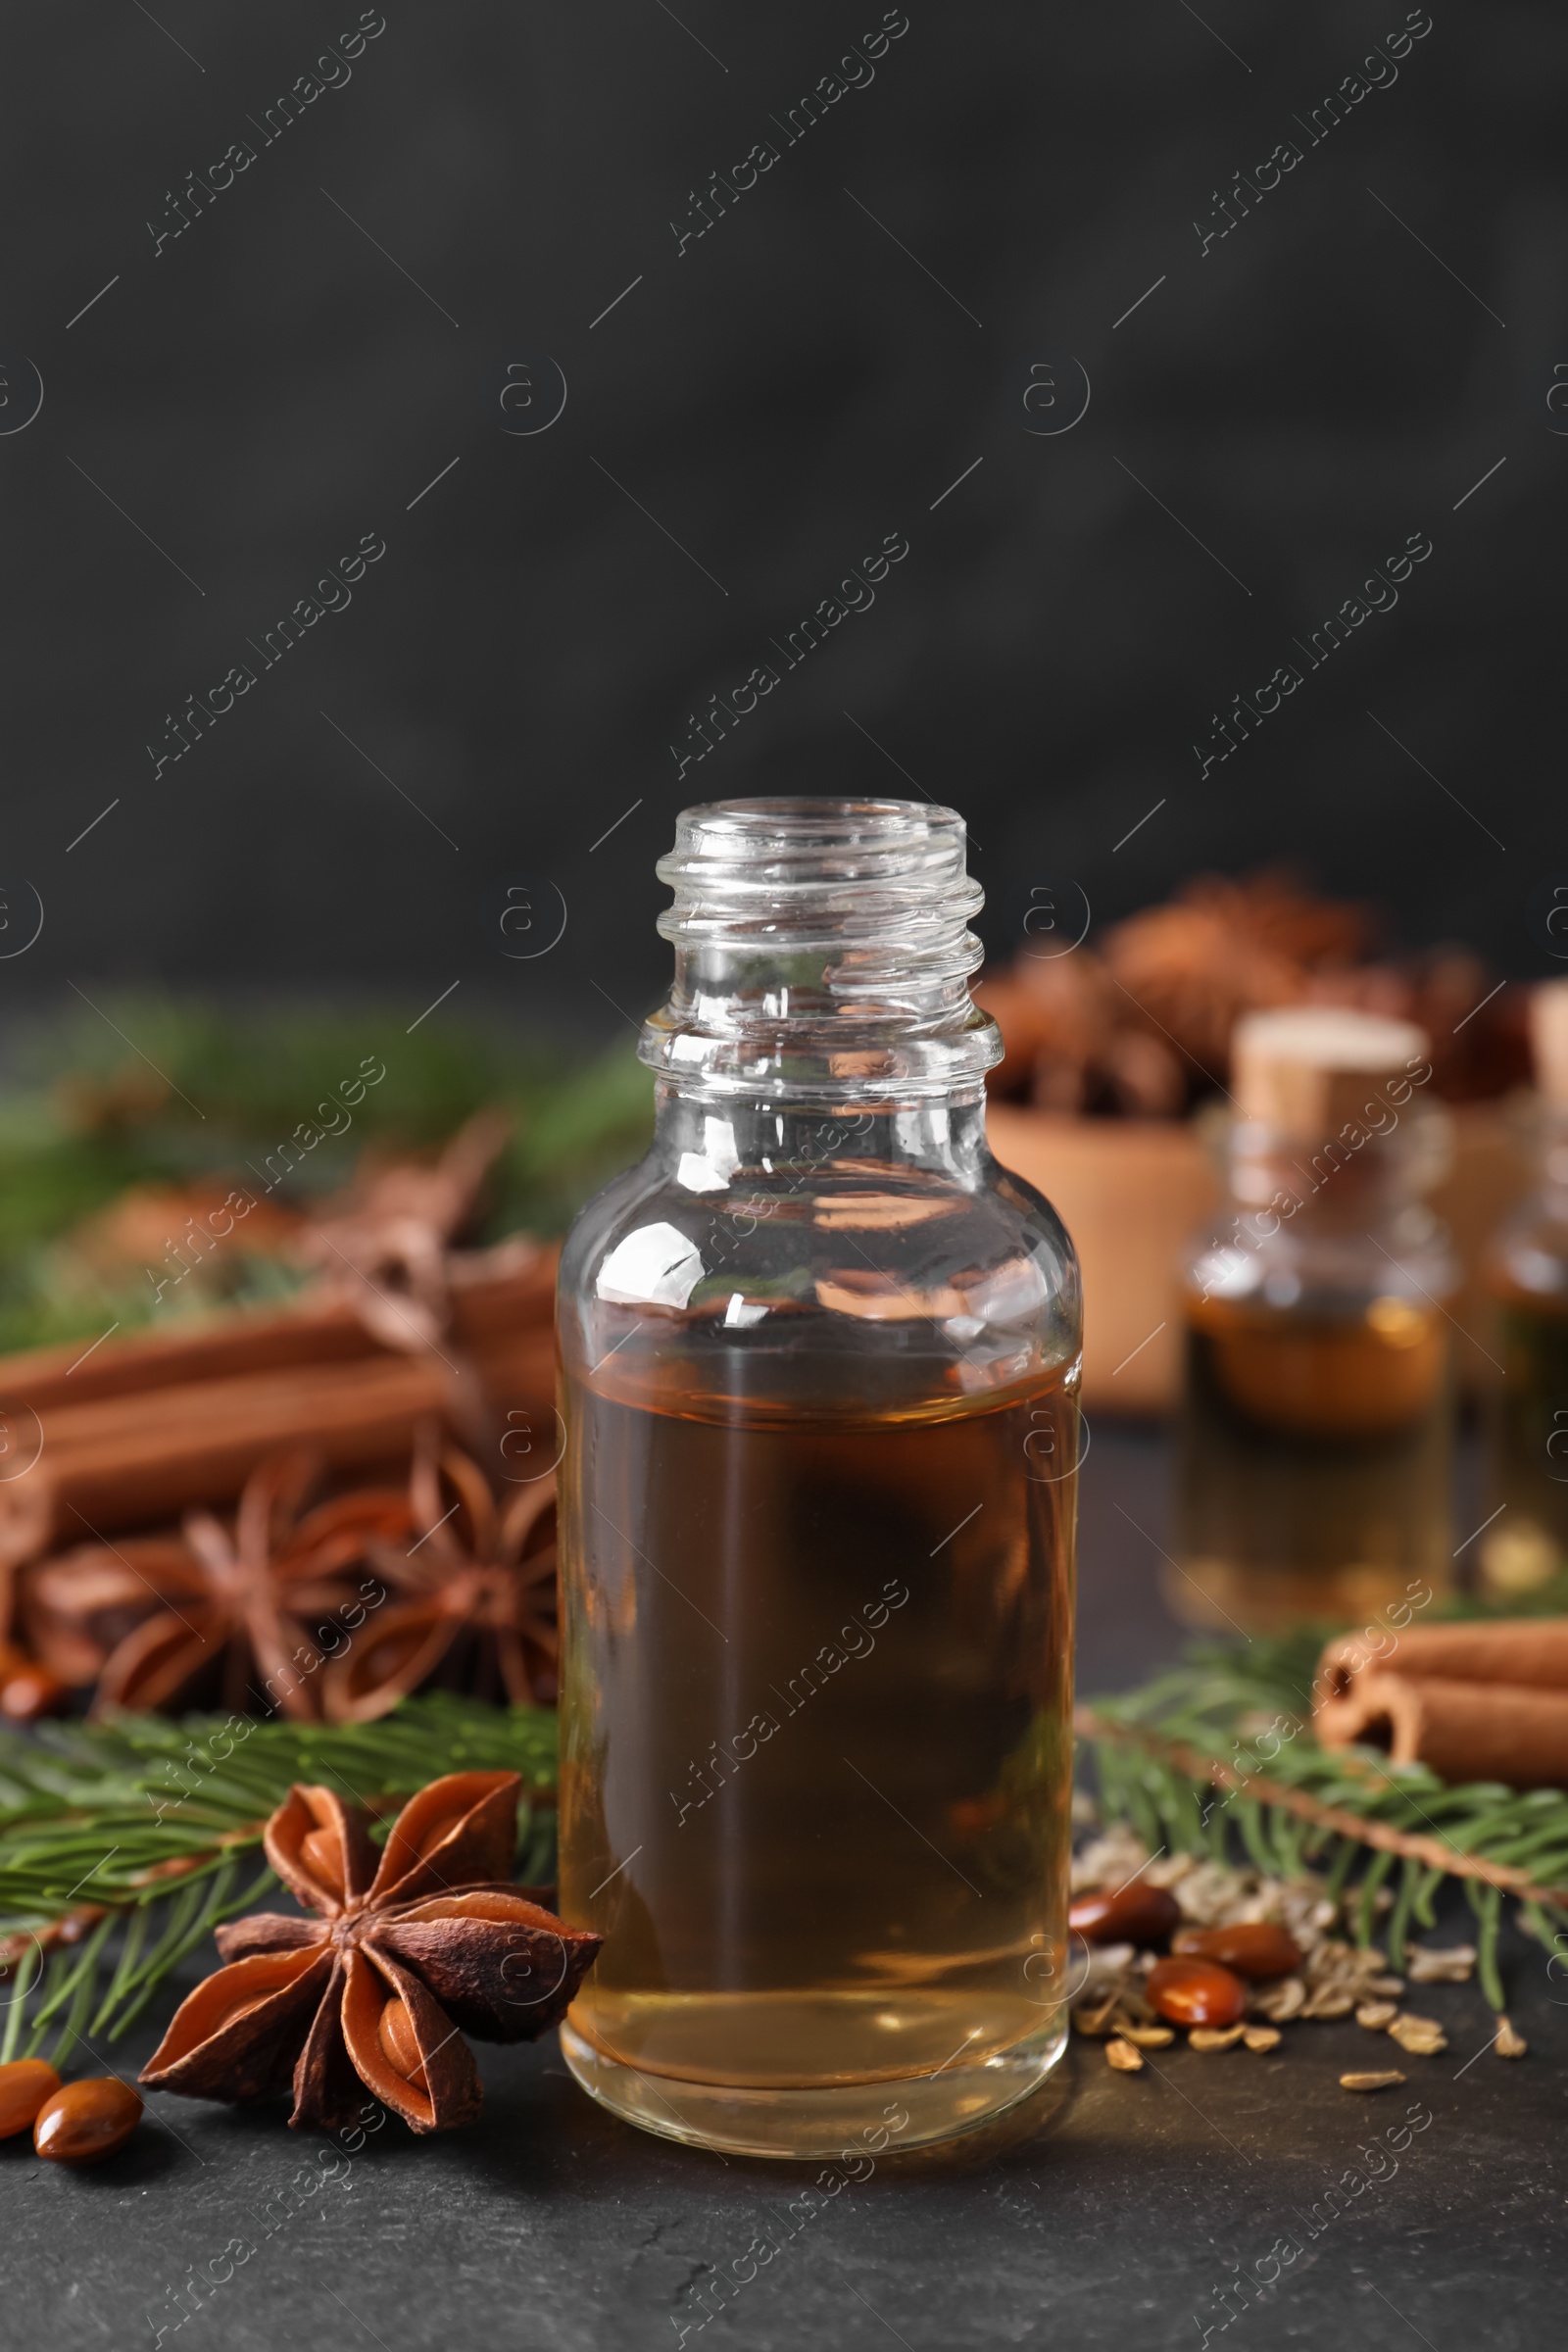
[639,797,1000,1102]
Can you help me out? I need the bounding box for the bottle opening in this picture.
[656,797,977,940]
[641,795,999,1101]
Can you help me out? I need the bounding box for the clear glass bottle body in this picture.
[555,801,1081,2158]
[1175,1114,1456,1632]
[1483,1112,1568,1593]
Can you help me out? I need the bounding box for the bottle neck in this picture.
[650,1085,991,1187]
[639,796,1000,1106]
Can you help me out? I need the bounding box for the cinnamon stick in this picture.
[0,1270,558,1566]
[1314,1669,1568,1791]
[1318,1620,1568,1702]
[0,1242,558,1415]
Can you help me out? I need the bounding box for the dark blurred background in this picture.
[3,0,1563,1041]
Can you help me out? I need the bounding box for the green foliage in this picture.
[0,1694,559,2061]
[0,996,654,1352]
[1082,1631,1568,2014]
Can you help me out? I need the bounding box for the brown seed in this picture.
[1171,1922,1302,1981]
[1340,2071,1406,2092]
[1104,2036,1145,2072]
[1355,2001,1398,2032]
[1146,1958,1247,2029]
[1119,2025,1175,2048]
[1188,2026,1247,2052]
[299,1827,343,1894]
[33,2078,143,2166]
[1242,2026,1281,2053]
[0,2060,61,2139]
[376,1997,428,2088]
[1494,2017,1527,2059]
[1068,1883,1183,1948]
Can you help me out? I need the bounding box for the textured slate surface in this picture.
[3,1424,1559,2352]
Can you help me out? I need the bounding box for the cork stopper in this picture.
[1530,979,1568,1110]
[1232,1006,1430,1137]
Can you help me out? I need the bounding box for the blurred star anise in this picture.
[25,1449,414,1719]
[1100,870,1364,1078]
[296,1110,513,1360]
[982,870,1388,1115]
[141,1771,600,2133]
[319,1426,557,1723]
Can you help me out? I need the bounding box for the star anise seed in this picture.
[319,1427,558,1722]
[25,1448,413,1719]
[140,1770,600,2133]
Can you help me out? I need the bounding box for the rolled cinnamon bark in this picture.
[0,1243,558,1415]
[0,1315,558,1567]
[1317,1619,1568,1705]
[1315,1668,1568,1790]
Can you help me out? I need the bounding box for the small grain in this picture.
[1405,1943,1476,1984]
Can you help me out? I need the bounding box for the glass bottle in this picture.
[1481,980,1568,1594]
[555,798,1082,2159]
[1174,1008,1456,1634]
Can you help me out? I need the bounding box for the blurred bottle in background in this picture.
[1173,1008,1456,1633]
[1481,980,1568,1596]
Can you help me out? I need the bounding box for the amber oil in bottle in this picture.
[1175,1008,1456,1632]
[555,801,1082,2157]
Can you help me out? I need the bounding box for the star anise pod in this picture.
[1102,898,1304,1078]
[141,1771,600,2133]
[295,1110,513,1358]
[25,1449,414,1719]
[318,1426,557,1723]
[1102,871,1372,1082]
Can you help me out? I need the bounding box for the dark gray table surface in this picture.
[4,1424,1561,2352]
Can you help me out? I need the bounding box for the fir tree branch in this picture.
[0,1694,560,2053]
[1077,1635,1568,2009]
[1075,1708,1568,1908]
